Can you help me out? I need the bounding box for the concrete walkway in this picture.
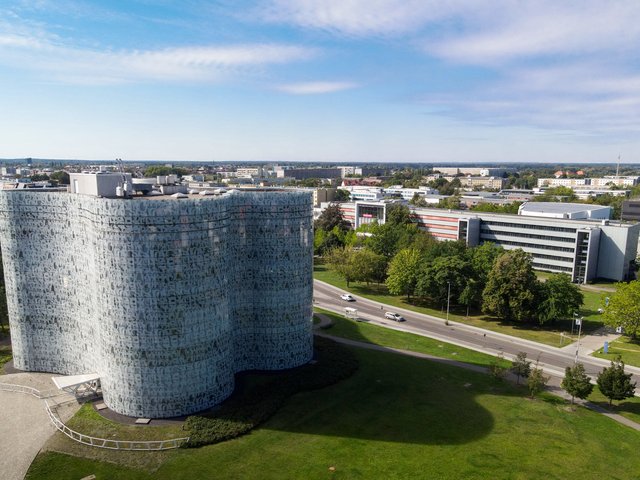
[560,326,621,355]
[314,313,640,433]
[0,371,79,480]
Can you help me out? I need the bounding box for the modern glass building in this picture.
[0,185,314,418]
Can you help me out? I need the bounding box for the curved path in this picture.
[0,372,78,480]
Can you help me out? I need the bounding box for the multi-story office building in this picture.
[343,201,639,283]
[0,176,313,418]
[538,176,640,188]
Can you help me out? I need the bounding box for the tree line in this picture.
[315,204,583,325]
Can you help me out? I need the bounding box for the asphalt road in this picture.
[314,279,640,388]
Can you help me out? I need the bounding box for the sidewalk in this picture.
[560,326,620,355]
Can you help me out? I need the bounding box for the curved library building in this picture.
[0,177,313,418]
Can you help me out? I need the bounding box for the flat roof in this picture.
[519,202,610,213]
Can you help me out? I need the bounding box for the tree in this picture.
[314,204,350,233]
[511,352,531,385]
[334,189,350,201]
[482,249,541,322]
[561,363,593,404]
[489,352,508,381]
[367,222,419,259]
[527,365,550,398]
[601,281,640,339]
[30,173,49,181]
[351,248,388,285]
[596,356,636,406]
[49,171,70,185]
[537,274,584,325]
[324,246,358,287]
[409,193,428,207]
[415,255,472,306]
[386,248,423,300]
[386,204,412,226]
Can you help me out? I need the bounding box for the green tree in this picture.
[596,356,636,406]
[314,204,350,233]
[325,246,358,287]
[469,242,504,285]
[352,248,388,285]
[561,363,593,404]
[415,255,472,306]
[527,365,550,398]
[367,222,419,259]
[602,281,640,339]
[511,352,531,385]
[489,352,508,381]
[482,249,540,322]
[144,166,189,177]
[334,189,350,201]
[470,202,522,215]
[537,274,584,325]
[386,204,412,226]
[409,193,428,207]
[30,173,49,181]
[49,171,70,185]
[386,248,423,300]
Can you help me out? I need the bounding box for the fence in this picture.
[0,382,189,450]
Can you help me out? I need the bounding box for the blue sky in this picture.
[1,1,639,163]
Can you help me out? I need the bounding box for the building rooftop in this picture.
[519,202,610,214]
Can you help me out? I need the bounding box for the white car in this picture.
[340,294,355,302]
[384,312,405,322]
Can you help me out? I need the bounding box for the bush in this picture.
[184,337,358,447]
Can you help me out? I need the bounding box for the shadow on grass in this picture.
[261,343,529,446]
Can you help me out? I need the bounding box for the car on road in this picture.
[384,312,405,322]
[340,294,355,302]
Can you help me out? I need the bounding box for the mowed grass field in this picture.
[27,344,640,480]
[592,336,640,367]
[315,263,606,347]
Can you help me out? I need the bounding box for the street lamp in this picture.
[446,281,451,324]
[574,315,583,364]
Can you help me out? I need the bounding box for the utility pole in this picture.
[446,281,451,323]
[574,316,583,364]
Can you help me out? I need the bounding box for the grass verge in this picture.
[315,262,605,347]
[592,336,640,367]
[314,308,509,369]
[27,346,640,480]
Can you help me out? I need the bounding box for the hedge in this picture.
[184,336,358,447]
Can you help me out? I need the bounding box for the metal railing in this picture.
[45,401,189,450]
[1,382,189,450]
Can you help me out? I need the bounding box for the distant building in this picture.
[538,176,640,188]
[433,167,512,177]
[518,202,612,220]
[340,201,639,283]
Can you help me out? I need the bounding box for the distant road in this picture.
[313,279,640,389]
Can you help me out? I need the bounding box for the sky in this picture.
[1,1,639,164]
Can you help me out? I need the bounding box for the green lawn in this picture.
[588,388,640,425]
[314,308,509,369]
[66,403,186,442]
[315,263,604,347]
[592,336,640,367]
[27,347,640,480]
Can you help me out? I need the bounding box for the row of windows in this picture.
[482,220,577,234]
[481,235,575,253]
[533,262,573,273]
[480,228,575,244]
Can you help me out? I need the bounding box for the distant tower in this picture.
[616,155,621,178]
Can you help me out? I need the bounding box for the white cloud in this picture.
[0,24,317,84]
[276,81,358,94]
[257,0,474,37]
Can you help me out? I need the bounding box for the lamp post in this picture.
[446,281,451,324]
[574,316,583,364]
